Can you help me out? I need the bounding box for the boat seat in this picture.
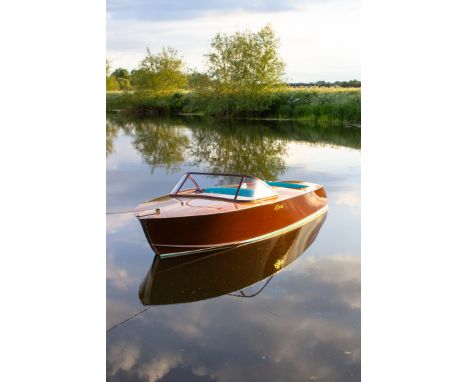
[203,187,255,198]
[267,181,308,189]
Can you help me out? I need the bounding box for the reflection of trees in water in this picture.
[189,126,287,180]
[129,120,190,173]
[106,119,120,156]
[106,115,359,178]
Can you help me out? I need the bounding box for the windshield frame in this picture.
[169,172,278,202]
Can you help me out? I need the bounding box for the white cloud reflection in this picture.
[106,213,135,233]
[107,258,135,291]
[109,341,141,375]
[138,353,183,382]
[107,253,360,381]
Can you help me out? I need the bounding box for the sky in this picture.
[107,0,360,82]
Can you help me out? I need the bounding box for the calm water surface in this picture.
[106,116,361,382]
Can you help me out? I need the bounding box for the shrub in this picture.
[106,87,361,124]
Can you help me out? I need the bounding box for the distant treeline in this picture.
[106,24,360,125]
[289,80,361,88]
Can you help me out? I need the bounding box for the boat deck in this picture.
[136,183,322,219]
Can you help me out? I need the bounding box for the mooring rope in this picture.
[107,274,274,333]
[106,210,137,215]
[106,307,152,333]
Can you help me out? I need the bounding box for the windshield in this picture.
[170,173,277,201]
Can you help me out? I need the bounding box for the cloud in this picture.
[108,0,309,21]
[106,1,361,82]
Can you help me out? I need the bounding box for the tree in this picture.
[111,68,129,79]
[109,68,131,90]
[206,24,286,93]
[187,71,212,92]
[106,60,119,91]
[133,47,187,93]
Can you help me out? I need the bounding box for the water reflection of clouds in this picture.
[107,254,136,291]
[106,213,135,233]
[107,297,141,329]
[285,143,360,173]
[107,134,142,171]
[107,168,183,212]
[334,186,360,216]
[335,189,360,207]
[108,341,141,376]
[137,353,184,382]
[107,254,360,382]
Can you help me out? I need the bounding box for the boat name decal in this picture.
[274,204,284,211]
[274,259,285,270]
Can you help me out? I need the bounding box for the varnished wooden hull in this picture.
[139,212,327,305]
[138,186,327,257]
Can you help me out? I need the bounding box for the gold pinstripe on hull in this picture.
[156,205,328,259]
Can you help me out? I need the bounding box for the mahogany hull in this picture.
[138,187,327,257]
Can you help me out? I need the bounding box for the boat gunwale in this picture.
[137,184,325,220]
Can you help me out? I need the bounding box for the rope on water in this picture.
[106,307,152,333]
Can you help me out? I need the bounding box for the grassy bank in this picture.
[107,87,360,126]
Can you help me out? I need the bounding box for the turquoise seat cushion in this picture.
[204,187,255,198]
[267,181,306,189]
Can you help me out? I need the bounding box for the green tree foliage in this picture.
[206,24,286,93]
[106,60,120,91]
[111,68,129,79]
[187,71,212,92]
[129,69,144,88]
[132,47,187,93]
[110,68,131,90]
[106,61,131,91]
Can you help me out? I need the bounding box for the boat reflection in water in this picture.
[139,212,327,306]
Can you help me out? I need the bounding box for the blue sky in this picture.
[107,0,360,82]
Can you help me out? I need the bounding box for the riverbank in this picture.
[107,87,360,126]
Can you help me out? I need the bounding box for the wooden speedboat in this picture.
[135,172,328,258]
[139,213,327,305]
